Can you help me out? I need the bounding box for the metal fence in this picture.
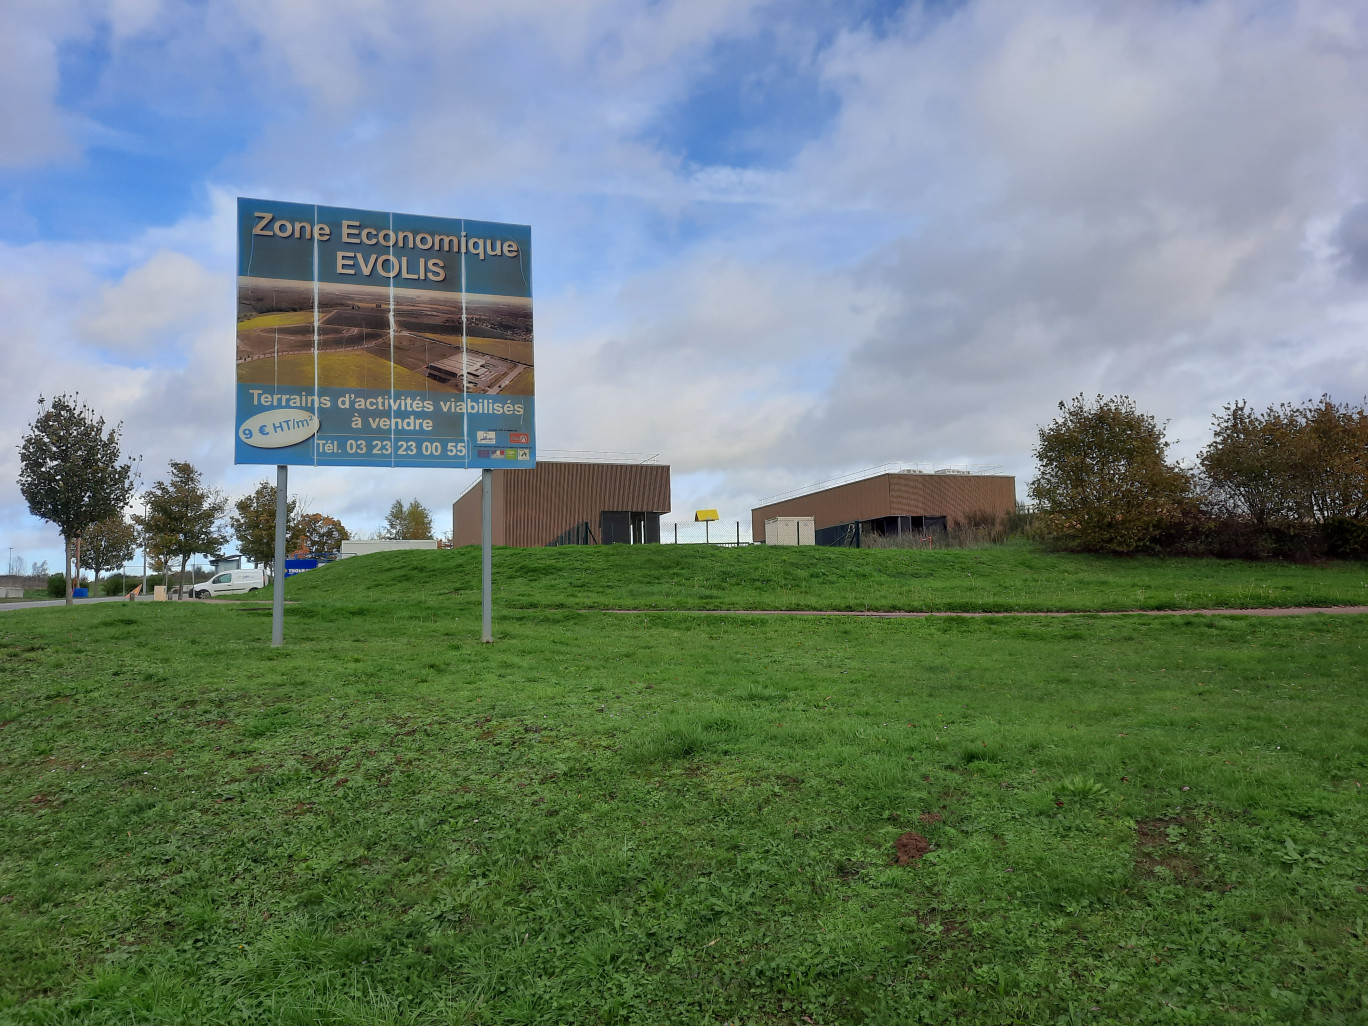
[661,520,756,546]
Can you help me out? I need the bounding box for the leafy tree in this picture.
[18,394,136,604]
[141,542,174,582]
[381,500,408,539]
[134,462,228,599]
[79,513,137,593]
[1030,394,1193,553]
[1201,396,1368,527]
[1199,401,1301,526]
[1295,395,1368,524]
[294,513,349,555]
[230,480,302,578]
[381,499,434,540]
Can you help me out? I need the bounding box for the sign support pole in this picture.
[481,468,493,643]
[272,464,287,647]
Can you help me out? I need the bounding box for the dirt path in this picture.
[604,605,1368,618]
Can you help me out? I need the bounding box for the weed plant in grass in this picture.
[1,551,1366,1024]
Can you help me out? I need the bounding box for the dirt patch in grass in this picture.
[919,811,943,825]
[1135,817,1201,882]
[893,831,931,865]
[917,911,967,936]
[838,859,868,880]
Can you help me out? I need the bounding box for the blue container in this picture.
[72,587,89,598]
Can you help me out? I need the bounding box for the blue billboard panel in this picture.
[235,198,534,469]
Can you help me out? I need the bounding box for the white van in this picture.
[190,569,265,599]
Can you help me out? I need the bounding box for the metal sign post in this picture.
[272,464,287,647]
[481,468,493,643]
[695,508,719,546]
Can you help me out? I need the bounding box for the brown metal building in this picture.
[751,469,1016,543]
[452,461,671,547]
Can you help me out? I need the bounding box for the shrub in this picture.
[1323,518,1368,559]
[1030,395,1194,553]
[47,573,66,597]
[1200,397,1368,528]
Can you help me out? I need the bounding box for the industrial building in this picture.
[451,461,671,547]
[751,465,1016,545]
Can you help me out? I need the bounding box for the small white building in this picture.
[336,539,439,559]
[764,516,816,546]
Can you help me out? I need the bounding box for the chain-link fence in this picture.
[661,520,756,545]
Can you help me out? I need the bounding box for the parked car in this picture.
[188,569,265,599]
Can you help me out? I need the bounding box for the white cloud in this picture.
[778,0,1368,476]
[80,250,223,357]
[538,252,890,472]
[0,1,84,168]
[6,0,1368,568]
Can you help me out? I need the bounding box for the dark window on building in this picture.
[600,511,662,545]
[814,515,948,547]
[600,511,631,545]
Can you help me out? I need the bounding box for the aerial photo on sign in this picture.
[234,198,534,469]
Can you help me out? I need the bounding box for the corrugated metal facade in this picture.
[751,473,1015,542]
[452,462,671,547]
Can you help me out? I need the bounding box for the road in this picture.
[0,595,162,611]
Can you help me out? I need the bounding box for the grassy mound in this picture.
[270,543,1368,612]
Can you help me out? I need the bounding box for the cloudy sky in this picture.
[3,0,1367,568]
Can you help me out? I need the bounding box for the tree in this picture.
[293,513,349,555]
[134,462,228,599]
[1029,394,1193,553]
[381,499,434,539]
[1199,401,1301,527]
[79,513,137,592]
[18,394,136,605]
[230,480,302,578]
[1201,396,1368,527]
[1294,395,1368,524]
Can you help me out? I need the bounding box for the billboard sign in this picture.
[235,198,534,468]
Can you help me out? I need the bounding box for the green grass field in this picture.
[237,351,435,390]
[362,542,1368,613]
[2,547,1366,1024]
[238,312,317,331]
